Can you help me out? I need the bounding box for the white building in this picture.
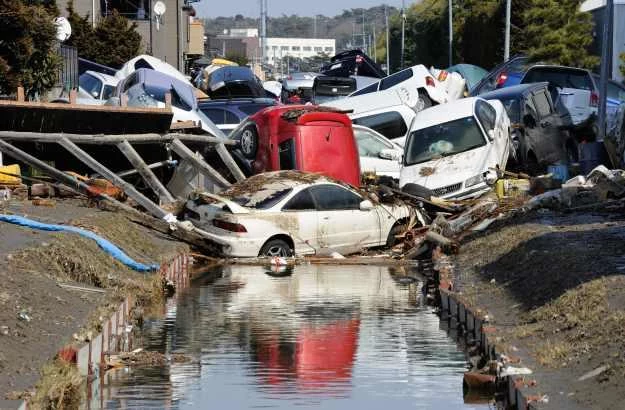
[265,38,336,66]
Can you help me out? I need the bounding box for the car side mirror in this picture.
[359,200,374,211]
[379,148,402,161]
[487,129,495,141]
[91,91,99,98]
[523,114,536,128]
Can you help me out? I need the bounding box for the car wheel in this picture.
[239,125,258,159]
[386,223,406,248]
[402,183,433,201]
[259,239,293,257]
[415,91,433,112]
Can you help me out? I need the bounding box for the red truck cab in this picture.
[232,105,361,187]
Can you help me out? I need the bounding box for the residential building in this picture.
[581,0,625,82]
[57,0,201,72]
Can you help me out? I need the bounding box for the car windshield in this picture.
[79,73,103,98]
[405,116,486,165]
[524,68,592,90]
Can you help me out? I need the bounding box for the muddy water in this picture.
[100,265,486,409]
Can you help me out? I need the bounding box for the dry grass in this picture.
[30,360,84,410]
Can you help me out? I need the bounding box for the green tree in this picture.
[64,0,97,58]
[520,0,598,69]
[0,0,60,98]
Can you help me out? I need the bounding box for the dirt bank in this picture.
[452,207,625,409]
[0,198,188,406]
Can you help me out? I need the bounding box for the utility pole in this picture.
[448,0,453,67]
[400,0,405,69]
[362,10,366,51]
[504,0,511,61]
[598,0,614,141]
[385,5,390,74]
[373,22,377,62]
[260,0,267,67]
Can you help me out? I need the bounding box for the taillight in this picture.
[590,92,599,107]
[496,72,508,87]
[425,76,435,87]
[356,55,363,64]
[213,219,247,233]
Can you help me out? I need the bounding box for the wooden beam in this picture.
[117,140,176,204]
[0,138,221,253]
[0,131,235,146]
[17,87,24,102]
[169,139,231,189]
[215,143,246,182]
[57,137,168,219]
[69,89,77,105]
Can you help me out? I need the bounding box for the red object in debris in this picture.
[463,371,496,389]
[241,105,361,187]
[57,346,78,363]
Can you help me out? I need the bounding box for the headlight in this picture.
[465,174,484,188]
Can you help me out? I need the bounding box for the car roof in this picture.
[223,170,338,195]
[478,82,550,100]
[413,97,478,129]
[525,64,591,74]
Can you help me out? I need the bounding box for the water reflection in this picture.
[100,264,485,409]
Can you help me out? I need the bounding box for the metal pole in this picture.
[362,10,366,51]
[504,0,511,61]
[92,0,96,28]
[385,5,390,74]
[373,22,377,62]
[314,15,317,38]
[598,0,614,142]
[448,0,453,67]
[401,1,405,69]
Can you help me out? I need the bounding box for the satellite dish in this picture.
[54,17,72,42]
[153,1,167,17]
[153,1,166,31]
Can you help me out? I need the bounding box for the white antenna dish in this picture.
[54,17,72,42]
[153,1,166,31]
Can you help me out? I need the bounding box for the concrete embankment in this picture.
[432,207,625,410]
[0,199,193,409]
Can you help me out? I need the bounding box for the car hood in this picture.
[401,145,491,189]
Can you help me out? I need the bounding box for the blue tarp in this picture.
[0,214,158,272]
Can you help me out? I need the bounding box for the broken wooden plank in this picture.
[0,131,235,145]
[169,139,231,189]
[0,139,219,252]
[57,137,168,219]
[169,120,199,130]
[117,140,175,204]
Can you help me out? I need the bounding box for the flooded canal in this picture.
[99,264,486,409]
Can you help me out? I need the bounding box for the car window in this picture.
[282,188,315,211]
[607,82,625,102]
[200,108,229,124]
[379,68,413,90]
[354,128,393,157]
[310,185,362,211]
[523,68,592,90]
[279,139,296,170]
[79,73,103,98]
[122,72,138,93]
[352,111,408,140]
[532,91,552,118]
[102,85,115,100]
[501,98,521,123]
[405,116,486,165]
[350,82,379,96]
[475,100,496,131]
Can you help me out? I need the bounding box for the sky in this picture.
[195,0,413,19]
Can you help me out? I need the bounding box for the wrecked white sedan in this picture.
[183,171,413,257]
[399,97,511,199]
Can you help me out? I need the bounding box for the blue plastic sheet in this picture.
[0,214,159,272]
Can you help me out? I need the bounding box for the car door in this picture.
[309,184,380,254]
[475,99,508,167]
[353,126,401,178]
[280,188,319,254]
[530,89,565,164]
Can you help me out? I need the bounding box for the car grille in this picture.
[432,182,462,197]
